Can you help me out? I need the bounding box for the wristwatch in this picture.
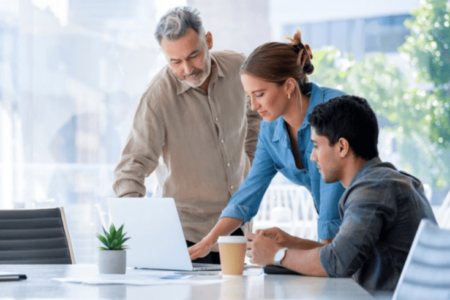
[274,247,289,266]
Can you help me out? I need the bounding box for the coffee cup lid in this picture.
[217,236,248,244]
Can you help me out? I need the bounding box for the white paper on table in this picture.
[171,267,263,277]
[133,269,222,279]
[52,274,224,286]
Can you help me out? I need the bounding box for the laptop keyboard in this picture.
[192,263,222,271]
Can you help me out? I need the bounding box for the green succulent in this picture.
[96,223,130,251]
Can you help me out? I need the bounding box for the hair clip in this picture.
[303,64,313,73]
[293,43,305,54]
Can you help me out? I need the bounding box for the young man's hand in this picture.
[246,232,280,266]
[256,227,295,248]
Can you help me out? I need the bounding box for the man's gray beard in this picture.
[185,50,211,88]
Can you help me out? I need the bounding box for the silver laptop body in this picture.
[107,197,221,271]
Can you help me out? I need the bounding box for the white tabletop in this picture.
[0,264,376,299]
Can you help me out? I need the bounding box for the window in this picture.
[1,0,448,263]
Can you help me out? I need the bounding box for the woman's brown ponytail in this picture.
[286,29,314,76]
[241,29,314,89]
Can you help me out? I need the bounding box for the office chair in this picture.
[254,185,318,239]
[393,219,450,300]
[436,188,450,229]
[0,207,76,264]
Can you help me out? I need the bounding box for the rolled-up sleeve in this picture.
[319,180,396,277]
[317,179,345,240]
[113,93,164,197]
[220,133,277,222]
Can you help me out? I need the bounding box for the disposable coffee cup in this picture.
[218,236,247,276]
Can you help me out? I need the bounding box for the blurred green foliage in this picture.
[401,0,450,153]
[309,0,450,190]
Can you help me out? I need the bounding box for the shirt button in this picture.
[215,117,219,121]
[231,186,234,190]
[221,139,224,143]
[227,163,231,167]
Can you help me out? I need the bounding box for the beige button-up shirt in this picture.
[113,51,261,247]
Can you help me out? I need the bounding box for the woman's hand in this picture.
[256,227,296,248]
[188,237,214,261]
[188,217,244,261]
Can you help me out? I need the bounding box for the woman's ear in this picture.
[205,31,213,50]
[285,78,297,96]
[304,44,313,60]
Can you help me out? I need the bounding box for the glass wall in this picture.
[1,0,449,263]
[284,14,412,59]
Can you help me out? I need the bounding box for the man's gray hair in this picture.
[154,7,205,45]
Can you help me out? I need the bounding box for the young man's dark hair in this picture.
[307,95,379,160]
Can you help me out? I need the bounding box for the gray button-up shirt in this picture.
[113,51,261,246]
[320,157,436,292]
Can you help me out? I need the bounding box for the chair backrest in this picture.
[293,187,318,239]
[255,185,297,223]
[393,219,450,300]
[436,189,450,229]
[254,185,318,239]
[422,183,433,202]
[0,207,76,264]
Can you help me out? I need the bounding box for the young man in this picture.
[247,95,436,291]
[113,7,261,264]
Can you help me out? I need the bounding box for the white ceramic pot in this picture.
[98,250,126,274]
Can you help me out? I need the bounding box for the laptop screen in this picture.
[107,197,194,271]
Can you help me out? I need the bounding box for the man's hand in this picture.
[258,227,327,250]
[246,232,281,266]
[188,238,214,261]
[256,227,296,248]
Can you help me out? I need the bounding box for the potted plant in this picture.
[96,223,130,274]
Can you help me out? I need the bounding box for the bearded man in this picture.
[113,6,260,264]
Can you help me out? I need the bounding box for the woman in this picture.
[189,30,346,261]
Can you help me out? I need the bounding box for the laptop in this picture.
[107,197,221,271]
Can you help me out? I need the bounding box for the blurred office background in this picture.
[1,0,449,263]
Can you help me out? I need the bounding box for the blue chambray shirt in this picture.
[220,83,346,240]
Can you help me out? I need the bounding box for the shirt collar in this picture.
[175,54,224,95]
[303,82,322,127]
[348,157,382,187]
[272,118,287,143]
[271,82,322,143]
